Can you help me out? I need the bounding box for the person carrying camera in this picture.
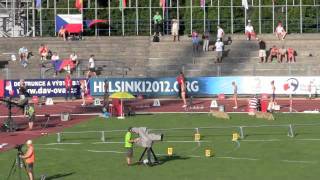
[20,140,35,180]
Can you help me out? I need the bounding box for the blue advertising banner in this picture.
[90,76,320,96]
[4,79,87,97]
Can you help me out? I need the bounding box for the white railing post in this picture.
[239,126,244,139]
[101,131,105,142]
[57,133,61,143]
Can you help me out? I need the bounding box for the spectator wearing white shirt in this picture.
[51,52,60,77]
[217,25,224,40]
[214,39,224,63]
[275,21,287,40]
[70,52,78,66]
[87,54,96,77]
[245,20,256,40]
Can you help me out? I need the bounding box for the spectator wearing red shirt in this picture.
[287,47,295,63]
[267,45,279,63]
[64,74,72,101]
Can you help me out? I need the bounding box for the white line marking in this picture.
[37,147,66,151]
[242,139,281,142]
[87,150,126,154]
[216,156,259,161]
[295,139,320,141]
[92,142,124,144]
[44,143,82,145]
[281,160,318,164]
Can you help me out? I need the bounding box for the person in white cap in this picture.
[20,140,35,180]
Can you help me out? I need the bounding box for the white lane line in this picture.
[87,150,126,154]
[92,142,123,144]
[216,156,259,161]
[281,160,318,164]
[242,139,281,142]
[44,143,82,145]
[37,147,66,151]
[295,139,320,141]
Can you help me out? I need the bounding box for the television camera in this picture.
[6,144,27,180]
[131,127,163,166]
[0,97,29,132]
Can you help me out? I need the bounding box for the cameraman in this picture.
[20,140,35,180]
[124,127,137,166]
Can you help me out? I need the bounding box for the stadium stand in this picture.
[0,33,319,79]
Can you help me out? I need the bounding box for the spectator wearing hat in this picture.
[214,38,224,63]
[245,20,256,40]
[20,140,35,180]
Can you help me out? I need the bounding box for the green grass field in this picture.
[1,113,320,180]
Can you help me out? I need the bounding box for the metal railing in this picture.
[1,1,319,37]
[55,122,320,143]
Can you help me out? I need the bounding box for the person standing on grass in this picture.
[64,73,72,101]
[20,140,35,180]
[232,81,238,109]
[125,127,136,166]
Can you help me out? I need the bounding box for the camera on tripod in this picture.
[15,144,24,153]
[131,127,163,166]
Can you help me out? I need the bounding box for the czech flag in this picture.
[56,14,83,33]
[53,59,76,72]
[75,0,83,12]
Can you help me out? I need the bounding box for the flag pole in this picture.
[54,0,57,36]
[95,0,98,36]
[136,0,138,35]
[32,0,35,37]
[122,2,124,36]
[40,0,43,36]
[190,0,192,34]
[108,0,111,36]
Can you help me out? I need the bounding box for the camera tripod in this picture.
[138,147,159,166]
[6,151,27,180]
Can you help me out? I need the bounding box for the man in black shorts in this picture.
[124,127,136,165]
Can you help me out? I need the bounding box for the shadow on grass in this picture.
[44,172,75,180]
[158,155,190,164]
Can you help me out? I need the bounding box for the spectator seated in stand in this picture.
[278,45,287,63]
[51,52,60,77]
[58,26,68,41]
[39,44,48,62]
[287,47,296,63]
[245,20,256,41]
[275,21,287,40]
[70,52,78,67]
[267,45,280,63]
